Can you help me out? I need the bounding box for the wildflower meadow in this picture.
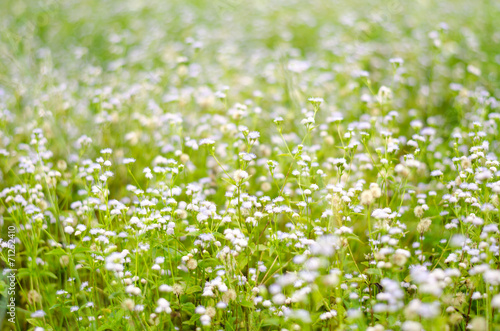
[1,0,500,330]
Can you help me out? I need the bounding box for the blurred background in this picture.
[1,0,499,208]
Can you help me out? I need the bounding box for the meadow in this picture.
[1,0,500,330]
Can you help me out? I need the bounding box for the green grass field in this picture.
[1,0,500,330]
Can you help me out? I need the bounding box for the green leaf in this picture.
[345,233,363,244]
[260,317,280,326]
[40,271,58,279]
[186,231,201,237]
[312,290,324,311]
[221,177,236,186]
[181,302,196,314]
[26,318,43,327]
[239,300,254,308]
[45,248,67,256]
[237,258,248,271]
[73,246,91,255]
[365,268,382,277]
[257,244,268,251]
[183,313,199,326]
[17,268,31,279]
[185,285,202,295]
[199,258,220,268]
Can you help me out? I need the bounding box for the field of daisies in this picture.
[1,0,500,330]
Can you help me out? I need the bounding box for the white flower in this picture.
[31,310,46,318]
[308,97,324,105]
[100,148,112,154]
[431,170,443,177]
[402,321,423,331]
[159,284,173,292]
[248,131,260,139]
[233,169,249,182]
[273,116,284,124]
[199,138,215,146]
[200,314,211,326]
[492,294,500,309]
[389,57,404,64]
[155,298,172,313]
